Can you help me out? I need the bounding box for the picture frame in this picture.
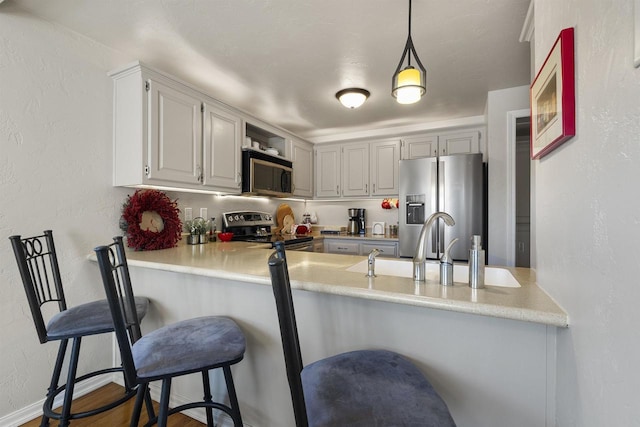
[530,27,575,159]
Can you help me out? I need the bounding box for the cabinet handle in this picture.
[373,183,376,193]
[365,184,368,193]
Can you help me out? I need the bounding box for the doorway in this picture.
[514,116,531,267]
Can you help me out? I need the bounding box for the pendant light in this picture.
[336,88,370,109]
[391,0,426,104]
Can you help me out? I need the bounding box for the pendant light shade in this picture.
[336,88,370,109]
[392,0,426,104]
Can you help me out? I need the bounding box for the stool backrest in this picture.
[9,230,67,344]
[268,242,309,427]
[94,236,142,386]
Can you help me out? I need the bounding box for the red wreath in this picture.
[121,189,182,251]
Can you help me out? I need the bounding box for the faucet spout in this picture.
[413,212,455,281]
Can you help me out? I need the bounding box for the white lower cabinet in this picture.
[360,242,398,258]
[324,239,398,257]
[325,241,360,255]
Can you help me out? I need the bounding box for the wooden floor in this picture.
[20,383,205,427]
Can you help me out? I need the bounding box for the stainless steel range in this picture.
[222,211,314,250]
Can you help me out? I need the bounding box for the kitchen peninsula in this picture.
[95,240,566,427]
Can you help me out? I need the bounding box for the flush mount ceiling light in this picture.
[335,88,370,109]
[391,0,426,104]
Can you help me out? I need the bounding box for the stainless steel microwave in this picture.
[242,149,293,197]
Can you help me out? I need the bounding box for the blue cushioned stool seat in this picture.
[47,297,149,339]
[133,316,246,380]
[302,349,456,427]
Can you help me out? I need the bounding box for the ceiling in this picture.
[9,0,532,142]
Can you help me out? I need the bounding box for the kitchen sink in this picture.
[346,258,521,288]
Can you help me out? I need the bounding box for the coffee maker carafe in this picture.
[348,208,366,235]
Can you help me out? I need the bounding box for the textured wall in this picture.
[532,0,640,425]
[0,6,129,416]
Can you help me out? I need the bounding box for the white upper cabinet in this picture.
[401,129,483,159]
[342,143,369,197]
[110,62,242,193]
[314,139,399,198]
[402,134,439,159]
[202,102,242,190]
[289,137,314,198]
[315,145,341,198]
[439,130,481,156]
[147,79,202,184]
[370,139,400,196]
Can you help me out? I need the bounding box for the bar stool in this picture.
[9,230,150,426]
[94,237,245,427]
[268,242,457,427]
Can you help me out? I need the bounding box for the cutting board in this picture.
[275,203,295,235]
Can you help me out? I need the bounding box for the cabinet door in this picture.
[370,140,400,196]
[291,138,314,198]
[202,102,242,191]
[147,79,202,184]
[342,143,369,197]
[315,146,341,197]
[361,242,398,258]
[438,131,480,156]
[326,241,360,255]
[402,135,438,159]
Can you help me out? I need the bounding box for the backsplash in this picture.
[162,191,399,231]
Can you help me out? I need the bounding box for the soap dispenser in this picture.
[468,235,485,289]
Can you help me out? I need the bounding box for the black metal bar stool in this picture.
[268,242,457,427]
[94,237,245,427]
[9,230,150,426]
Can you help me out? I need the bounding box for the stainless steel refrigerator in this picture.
[399,153,484,261]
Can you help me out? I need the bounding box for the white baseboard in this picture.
[0,374,114,427]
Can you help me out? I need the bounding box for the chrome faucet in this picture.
[413,212,455,281]
[366,248,381,277]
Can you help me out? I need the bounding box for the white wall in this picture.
[486,85,530,265]
[0,5,130,418]
[532,0,640,425]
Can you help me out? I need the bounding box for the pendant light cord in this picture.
[407,0,412,67]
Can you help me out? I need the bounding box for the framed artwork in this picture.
[530,27,575,159]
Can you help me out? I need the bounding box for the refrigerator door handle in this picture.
[438,160,446,254]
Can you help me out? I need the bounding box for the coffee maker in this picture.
[347,208,366,235]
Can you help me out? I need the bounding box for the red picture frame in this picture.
[530,27,575,159]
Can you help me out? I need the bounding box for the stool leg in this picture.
[202,371,214,427]
[223,366,243,427]
[41,339,69,427]
[143,384,156,423]
[130,384,146,427]
[59,337,82,427]
[158,378,172,427]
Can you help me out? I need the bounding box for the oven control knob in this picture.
[265,214,272,221]
[234,215,240,221]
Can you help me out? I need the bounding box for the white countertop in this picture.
[96,240,568,327]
